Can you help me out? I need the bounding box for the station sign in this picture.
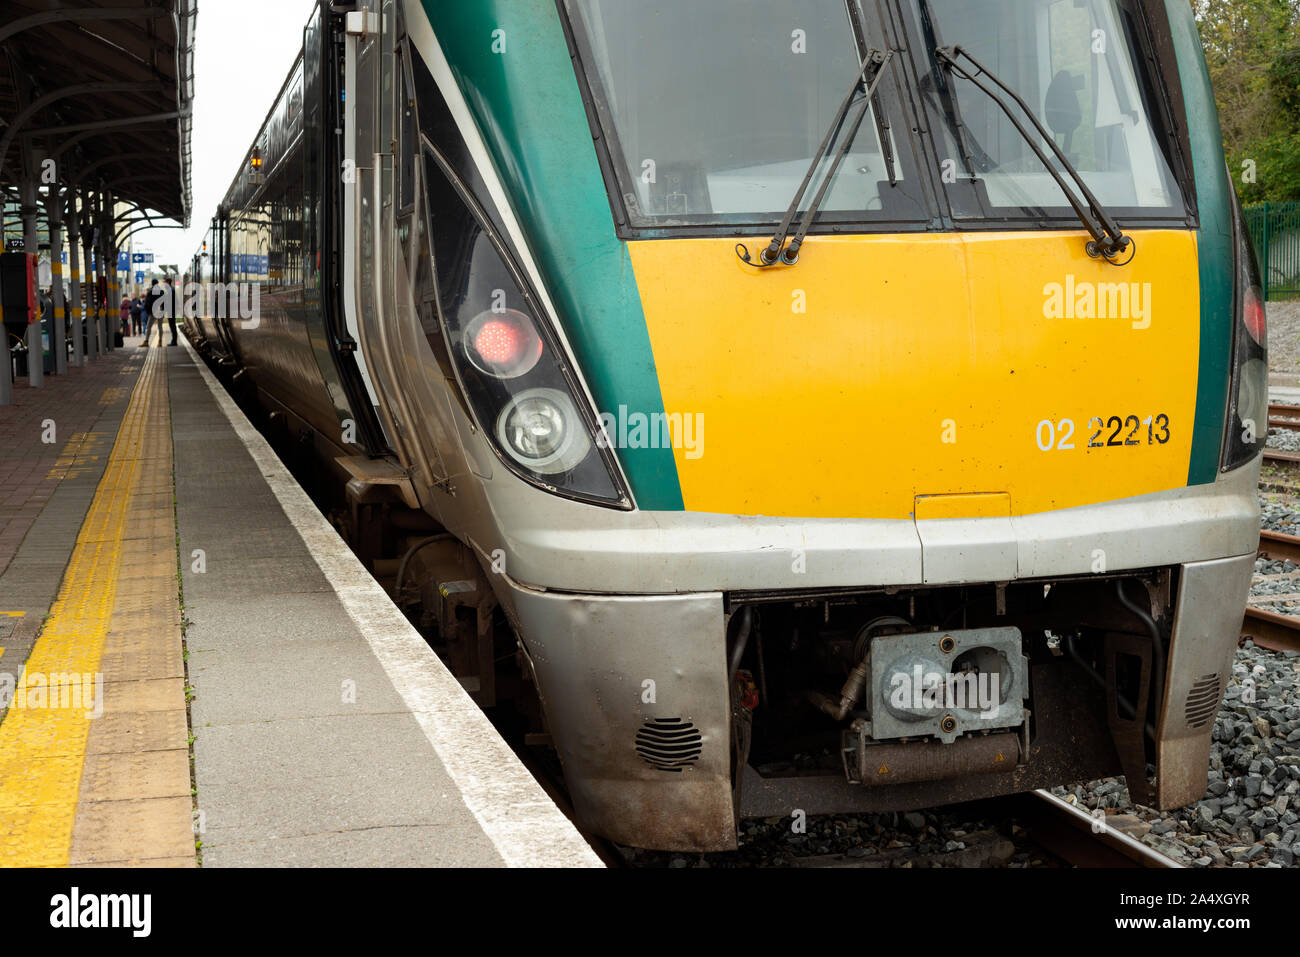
[230,254,269,276]
[131,252,154,264]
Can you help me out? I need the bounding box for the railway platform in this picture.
[0,335,601,868]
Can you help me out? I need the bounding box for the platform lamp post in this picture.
[19,140,42,388]
[81,191,99,359]
[0,237,10,405]
[0,182,13,406]
[66,187,84,367]
[97,187,111,353]
[44,187,67,375]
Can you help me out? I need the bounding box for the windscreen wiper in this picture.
[737,48,894,269]
[916,2,990,182]
[935,45,1133,264]
[845,1,897,187]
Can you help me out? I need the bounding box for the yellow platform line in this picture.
[0,351,159,867]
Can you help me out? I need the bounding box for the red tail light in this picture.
[464,309,543,379]
[1243,285,1266,347]
[475,319,524,364]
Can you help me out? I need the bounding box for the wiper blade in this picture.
[845,0,897,187]
[738,48,894,269]
[916,2,989,182]
[935,45,1133,264]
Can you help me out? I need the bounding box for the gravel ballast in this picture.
[1050,641,1300,868]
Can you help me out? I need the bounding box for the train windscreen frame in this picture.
[560,0,1193,238]
[559,0,931,233]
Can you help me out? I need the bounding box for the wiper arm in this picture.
[935,45,1133,264]
[738,48,894,269]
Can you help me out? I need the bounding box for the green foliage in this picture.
[1196,0,1300,202]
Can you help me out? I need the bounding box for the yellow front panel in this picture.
[629,230,1199,519]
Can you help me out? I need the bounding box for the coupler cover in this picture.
[867,626,1028,744]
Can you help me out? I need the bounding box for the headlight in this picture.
[496,388,591,474]
[415,147,628,506]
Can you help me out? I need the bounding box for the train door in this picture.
[344,0,453,499]
[305,2,385,453]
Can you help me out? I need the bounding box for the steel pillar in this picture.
[66,192,84,367]
[45,190,68,375]
[82,193,99,358]
[20,157,43,388]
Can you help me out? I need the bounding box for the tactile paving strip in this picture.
[0,349,194,866]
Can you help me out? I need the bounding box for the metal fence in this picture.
[1243,201,1300,300]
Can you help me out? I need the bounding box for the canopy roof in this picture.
[0,1,196,225]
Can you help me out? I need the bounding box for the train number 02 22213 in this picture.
[1035,415,1171,452]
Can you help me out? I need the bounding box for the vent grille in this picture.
[1184,674,1222,729]
[635,718,702,772]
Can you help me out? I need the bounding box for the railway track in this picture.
[1269,402,1300,430]
[1264,448,1300,466]
[1246,527,1300,652]
[617,789,1184,869]
[1258,528,1300,563]
[1014,790,1182,868]
[1242,605,1300,653]
[779,790,1184,868]
[1265,404,1300,467]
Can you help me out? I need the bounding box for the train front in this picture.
[406,0,1264,851]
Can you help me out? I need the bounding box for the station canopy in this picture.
[0,1,196,226]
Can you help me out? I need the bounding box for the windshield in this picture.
[564,0,928,230]
[911,0,1185,219]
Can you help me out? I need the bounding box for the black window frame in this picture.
[557,0,1200,239]
[882,0,1199,232]
[555,0,937,240]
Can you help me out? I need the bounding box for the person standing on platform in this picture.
[129,293,144,336]
[163,276,179,347]
[142,278,161,347]
[120,294,131,339]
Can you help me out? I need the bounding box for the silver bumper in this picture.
[495,550,1256,850]
[1156,553,1255,807]
[467,454,1260,594]
[498,580,734,851]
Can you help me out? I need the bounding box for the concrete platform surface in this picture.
[0,336,601,868]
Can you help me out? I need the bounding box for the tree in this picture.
[1196,0,1300,202]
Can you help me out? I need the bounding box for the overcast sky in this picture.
[131,0,318,269]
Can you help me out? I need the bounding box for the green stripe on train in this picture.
[1166,0,1233,486]
[418,0,685,510]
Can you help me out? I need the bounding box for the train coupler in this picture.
[842,721,1027,786]
[839,625,1031,786]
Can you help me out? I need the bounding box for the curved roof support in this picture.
[117,222,184,249]
[0,7,174,46]
[0,82,167,174]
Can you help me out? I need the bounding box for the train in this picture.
[184,0,1265,852]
